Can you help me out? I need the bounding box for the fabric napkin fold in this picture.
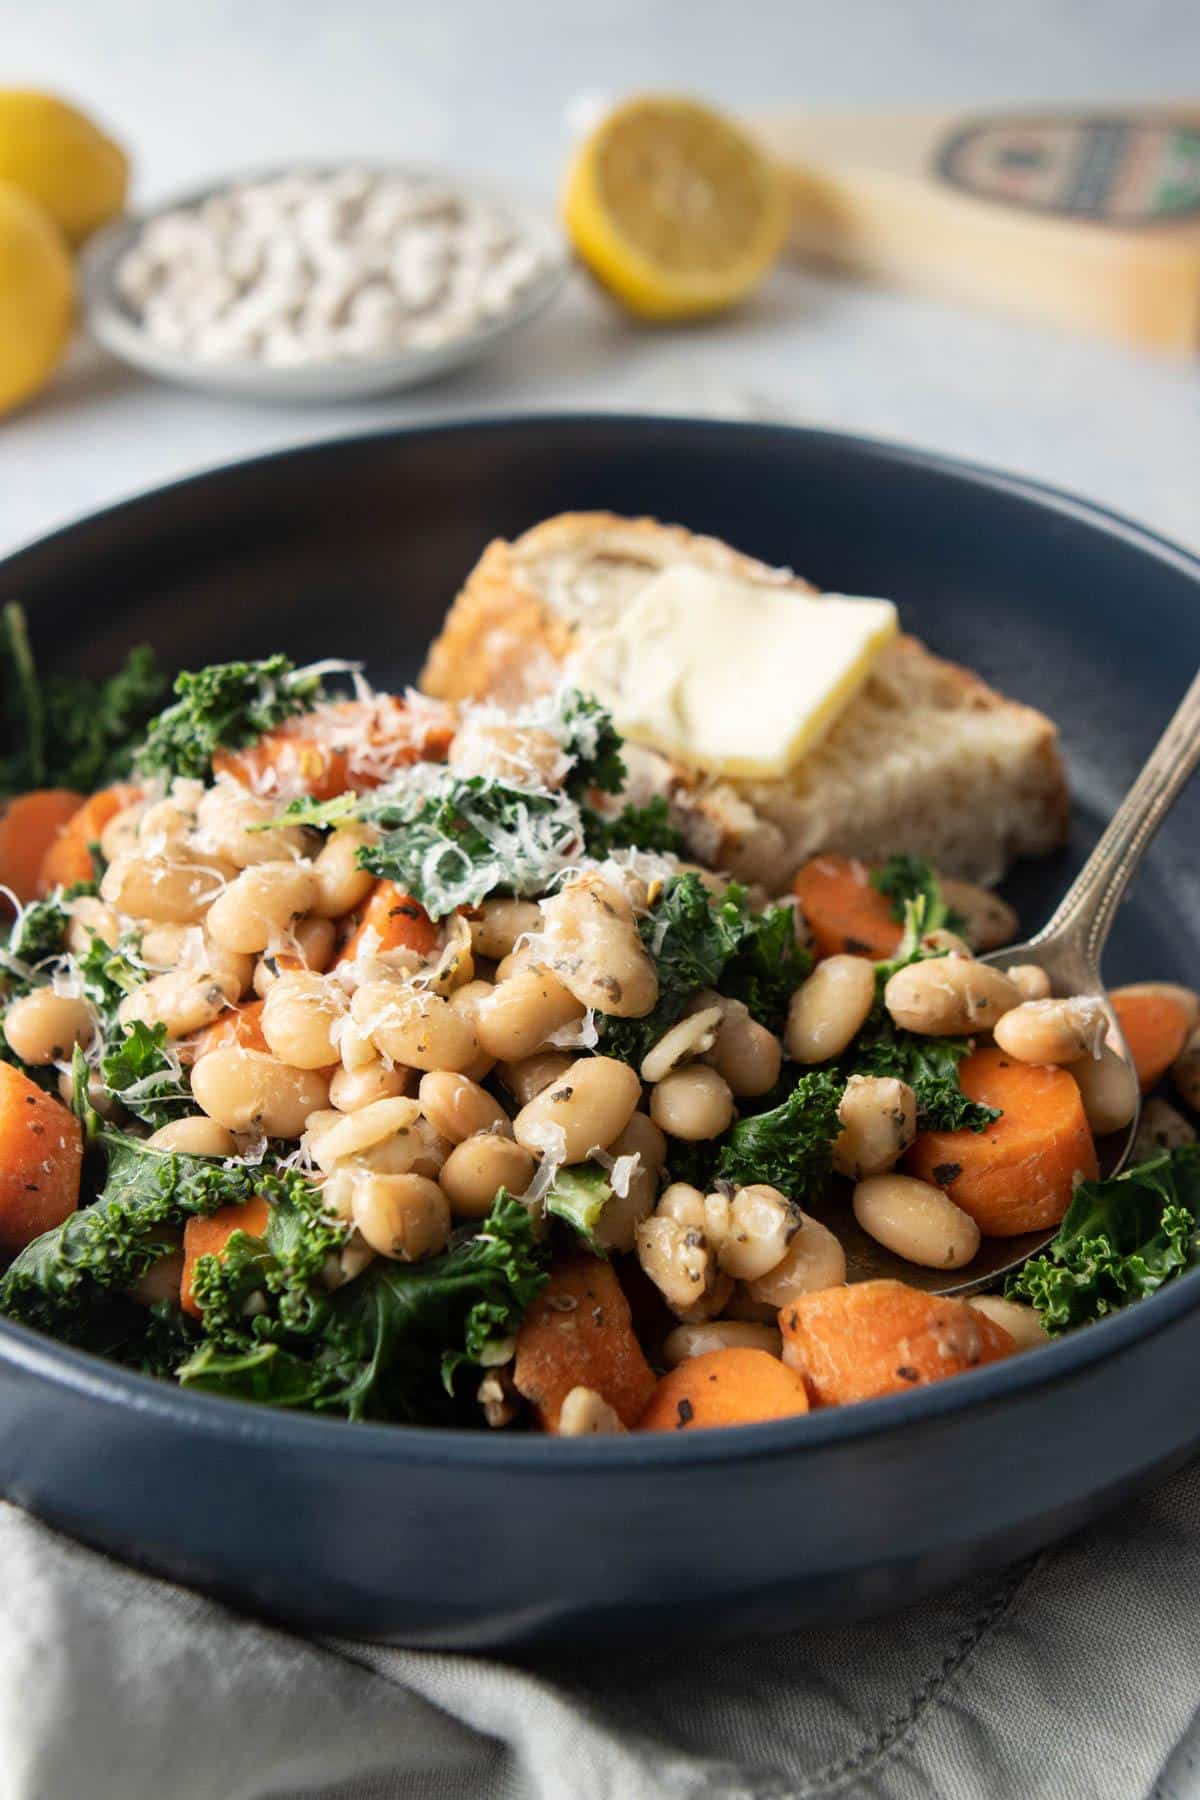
[1,1457,1198,1800]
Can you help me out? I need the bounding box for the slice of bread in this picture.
[420,512,1068,889]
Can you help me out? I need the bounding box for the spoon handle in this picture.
[1032,664,1200,972]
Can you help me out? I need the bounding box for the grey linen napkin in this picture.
[0,1460,1198,1800]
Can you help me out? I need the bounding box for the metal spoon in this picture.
[825,663,1200,1296]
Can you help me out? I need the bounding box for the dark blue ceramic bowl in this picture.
[1,416,1198,1648]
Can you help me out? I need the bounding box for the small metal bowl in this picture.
[80,165,569,405]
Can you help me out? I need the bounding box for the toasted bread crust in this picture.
[420,513,1068,886]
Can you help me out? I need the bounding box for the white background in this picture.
[2,0,1199,555]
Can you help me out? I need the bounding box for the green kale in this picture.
[179,1192,549,1422]
[582,795,683,857]
[135,654,324,782]
[1,892,78,1007]
[0,603,165,796]
[850,1016,999,1133]
[100,1020,191,1127]
[1007,1146,1200,1334]
[544,1163,613,1249]
[356,773,586,918]
[558,690,626,797]
[75,930,144,1026]
[599,874,810,1065]
[714,1069,844,1198]
[871,855,966,937]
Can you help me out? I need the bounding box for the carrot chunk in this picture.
[181,1193,271,1318]
[193,1000,268,1059]
[214,696,455,802]
[637,1347,810,1432]
[0,791,85,905]
[513,1256,656,1432]
[35,782,141,895]
[792,854,902,961]
[906,1045,1098,1236]
[1110,985,1197,1092]
[778,1279,1015,1407]
[0,1062,82,1253]
[337,881,439,964]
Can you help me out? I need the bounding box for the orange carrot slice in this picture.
[181,1194,271,1318]
[0,1062,82,1253]
[778,1279,1015,1407]
[637,1346,810,1431]
[906,1045,1097,1236]
[337,881,439,965]
[193,1000,269,1059]
[36,782,141,895]
[0,790,85,905]
[792,854,902,961]
[1110,985,1197,1092]
[513,1256,656,1432]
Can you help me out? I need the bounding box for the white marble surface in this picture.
[3,0,1199,556]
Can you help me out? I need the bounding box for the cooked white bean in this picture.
[439,1134,536,1218]
[136,796,195,849]
[99,801,144,862]
[884,956,1020,1036]
[350,980,479,1072]
[311,826,377,919]
[993,996,1109,1065]
[717,1184,798,1282]
[966,1295,1047,1351]
[253,915,339,997]
[193,778,310,867]
[261,971,345,1069]
[191,1046,330,1137]
[101,852,230,925]
[662,1321,783,1366]
[853,1173,980,1269]
[921,928,972,957]
[592,1155,659,1254]
[657,1182,707,1229]
[474,968,584,1061]
[833,1074,917,1179]
[4,989,95,1065]
[1172,1026,1200,1112]
[468,898,540,961]
[1072,1043,1139,1135]
[418,1070,511,1144]
[350,1172,450,1261]
[148,1116,237,1157]
[1007,963,1052,1002]
[205,862,318,954]
[608,1110,667,1170]
[635,1214,715,1312]
[137,922,253,998]
[649,1065,734,1141]
[513,1055,641,1162]
[745,1214,847,1305]
[706,1003,782,1098]
[356,1114,449,1180]
[669,1271,736,1325]
[306,1096,422,1174]
[785,955,876,1063]
[66,896,120,955]
[445,978,497,1083]
[328,1059,412,1112]
[1132,1096,1197,1160]
[496,1050,575,1106]
[556,1387,626,1436]
[640,1006,723,1084]
[119,969,237,1040]
[538,872,659,1018]
[939,879,1018,951]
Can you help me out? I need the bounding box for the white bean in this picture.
[306,1096,422,1174]
[350,980,479,1072]
[717,1184,798,1282]
[884,956,1020,1036]
[101,853,230,925]
[350,1172,450,1261]
[556,1387,626,1436]
[65,896,120,955]
[191,1046,330,1137]
[205,862,318,954]
[635,1214,714,1312]
[745,1214,847,1305]
[1173,1026,1200,1112]
[261,971,345,1069]
[662,1321,782,1366]
[966,1295,1047,1351]
[311,827,376,919]
[328,1060,412,1112]
[513,1055,641,1162]
[474,968,583,1061]
[537,872,658,1018]
[1132,1097,1197,1160]
[640,1006,723,1084]
[148,1116,237,1157]
[833,1074,917,1179]
[194,780,310,867]
[853,1173,980,1269]
[1072,1043,1139,1135]
[993,997,1109,1065]
[468,898,541,961]
[417,1070,511,1144]
[706,1004,782,1098]
[496,1050,575,1106]
[4,989,96,1065]
[939,880,1018,951]
[439,1134,536,1218]
[785,955,876,1063]
[649,1066,734,1141]
[119,969,237,1040]
[1007,963,1052,1002]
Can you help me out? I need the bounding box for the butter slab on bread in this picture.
[420,513,1068,888]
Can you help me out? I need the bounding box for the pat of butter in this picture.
[566,566,898,780]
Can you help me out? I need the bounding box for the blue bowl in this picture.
[2,415,1198,1648]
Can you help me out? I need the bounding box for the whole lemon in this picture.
[0,90,128,245]
[0,184,74,415]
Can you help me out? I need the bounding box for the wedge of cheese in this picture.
[752,106,1200,351]
[420,513,1068,889]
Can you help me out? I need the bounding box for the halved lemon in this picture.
[563,95,789,322]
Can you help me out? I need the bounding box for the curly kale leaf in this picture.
[850,1016,999,1133]
[1,891,82,1008]
[100,1020,192,1127]
[357,773,586,918]
[135,655,324,782]
[180,1192,549,1422]
[600,874,810,1065]
[0,603,165,797]
[1007,1146,1200,1334]
[871,855,967,937]
[715,1070,845,1198]
[557,690,626,797]
[544,1163,614,1250]
[581,795,683,858]
[75,930,145,1026]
